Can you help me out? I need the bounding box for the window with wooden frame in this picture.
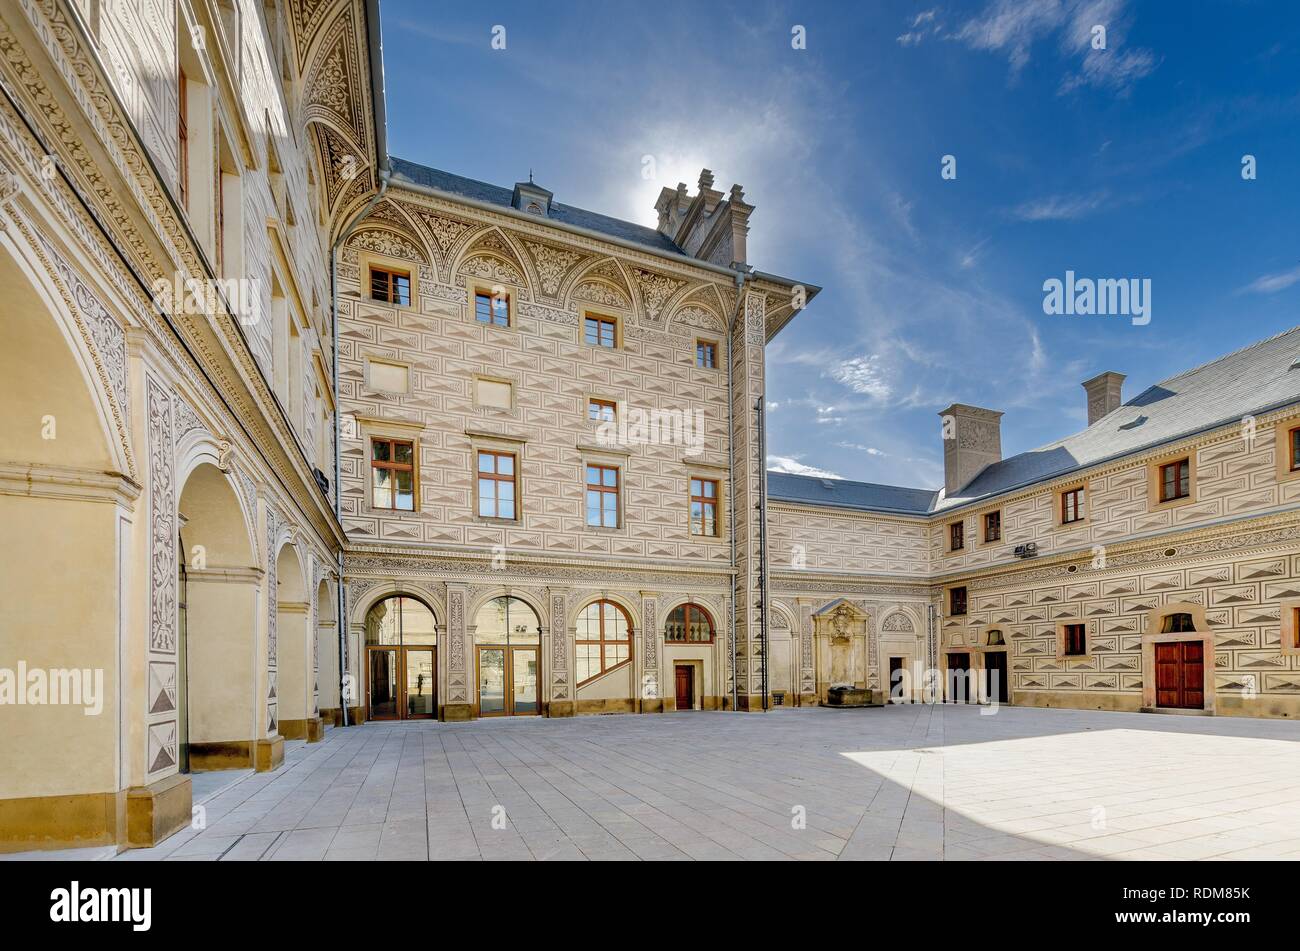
[1061,486,1086,524]
[690,478,719,536]
[983,510,1001,543]
[584,314,618,348]
[370,266,411,306]
[1158,458,1191,502]
[1293,606,1300,651]
[949,521,964,551]
[1291,427,1300,472]
[696,339,718,369]
[1280,599,1300,656]
[473,288,510,326]
[588,398,616,424]
[371,437,415,511]
[585,464,619,527]
[575,600,632,684]
[1160,611,1196,634]
[665,603,715,643]
[476,450,516,520]
[1062,622,1087,656]
[949,586,967,617]
[178,67,189,209]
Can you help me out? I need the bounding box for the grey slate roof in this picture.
[767,471,939,515]
[390,157,685,255]
[769,326,1300,517]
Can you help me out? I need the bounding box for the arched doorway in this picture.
[473,596,541,717]
[364,596,437,720]
[316,579,337,726]
[275,542,312,738]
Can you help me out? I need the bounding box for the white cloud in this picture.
[829,355,893,401]
[1243,264,1300,295]
[1011,191,1108,221]
[766,455,842,479]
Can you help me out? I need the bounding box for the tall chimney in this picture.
[1082,371,1125,425]
[938,403,1003,496]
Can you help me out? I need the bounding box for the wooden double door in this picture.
[1155,640,1204,709]
[367,646,436,720]
[477,645,540,716]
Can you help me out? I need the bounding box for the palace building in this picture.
[1,0,1298,853]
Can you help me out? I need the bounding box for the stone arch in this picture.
[569,591,641,632]
[349,579,445,629]
[273,538,311,739]
[564,256,634,312]
[453,226,529,290]
[467,587,548,632]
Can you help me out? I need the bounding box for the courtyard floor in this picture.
[91,704,1300,860]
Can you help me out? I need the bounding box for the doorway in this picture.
[473,596,542,717]
[675,664,695,710]
[364,596,437,720]
[888,656,906,702]
[1155,641,1204,709]
[946,652,972,703]
[982,651,1009,703]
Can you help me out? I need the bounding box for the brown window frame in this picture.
[1061,486,1085,524]
[983,510,1001,543]
[696,339,718,369]
[584,314,618,349]
[588,398,616,424]
[370,266,411,307]
[665,603,715,644]
[949,586,967,617]
[690,478,720,537]
[474,289,510,326]
[476,449,517,521]
[575,599,633,686]
[370,437,416,512]
[585,464,620,528]
[178,68,189,210]
[1294,606,1300,650]
[1289,427,1300,472]
[949,521,964,551]
[1158,458,1190,502]
[1063,623,1087,656]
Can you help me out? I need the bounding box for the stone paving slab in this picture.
[84,704,1300,861]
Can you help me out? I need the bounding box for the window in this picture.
[367,358,409,394]
[477,450,516,520]
[370,267,411,306]
[690,478,719,536]
[178,68,189,209]
[986,630,1005,647]
[949,586,967,617]
[474,377,512,409]
[1291,427,1300,472]
[1063,623,1087,656]
[588,398,616,423]
[1294,607,1300,651]
[949,521,964,551]
[575,600,632,684]
[1159,458,1190,502]
[474,289,509,326]
[1160,612,1196,634]
[371,438,415,511]
[585,464,619,527]
[584,314,617,348]
[1061,486,1085,524]
[983,510,1001,543]
[665,603,714,643]
[696,340,717,369]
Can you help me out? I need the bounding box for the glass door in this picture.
[512,647,539,715]
[478,647,507,716]
[367,648,399,719]
[403,647,436,718]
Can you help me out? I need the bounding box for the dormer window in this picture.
[511,177,553,216]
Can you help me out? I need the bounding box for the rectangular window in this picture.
[1294,607,1300,650]
[178,68,189,210]
[370,267,411,306]
[585,464,619,528]
[949,521,964,551]
[474,290,509,326]
[584,315,617,348]
[983,510,1001,543]
[1063,623,1087,656]
[371,438,415,511]
[1159,458,1190,502]
[588,398,616,423]
[1061,487,1085,524]
[696,340,717,369]
[949,586,967,617]
[477,450,516,520]
[1289,428,1299,471]
[690,478,719,537]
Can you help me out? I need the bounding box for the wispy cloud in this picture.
[829,355,893,401]
[767,455,842,479]
[1242,264,1300,295]
[1011,190,1109,221]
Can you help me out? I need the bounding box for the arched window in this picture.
[576,600,632,684]
[473,596,540,644]
[363,596,437,720]
[665,603,714,643]
[986,629,1005,646]
[1161,612,1196,634]
[365,596,437,645]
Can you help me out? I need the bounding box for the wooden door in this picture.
[675,665,694,710]
[983,652,1009,703]
[1155,641,1203,709]
[946,653,971,703]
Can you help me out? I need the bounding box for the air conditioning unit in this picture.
[1013,543,1039,559]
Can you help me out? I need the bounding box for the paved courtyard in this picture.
[102,705,1300,861]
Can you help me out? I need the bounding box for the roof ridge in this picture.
[1146,323,1300,390]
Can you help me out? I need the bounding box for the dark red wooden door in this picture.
[1155,641,1203,709]
[675,665,693,710]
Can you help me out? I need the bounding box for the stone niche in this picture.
[813,600,871,703]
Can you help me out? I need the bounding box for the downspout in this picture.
[726,271,746,711]
[330,169,388,727]
[756,396,770,710]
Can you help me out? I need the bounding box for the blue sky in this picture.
[379,0,1300,489]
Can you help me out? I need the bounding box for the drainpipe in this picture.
[755,396,770,711]
[726,271,746,711]
[330,168,390,726]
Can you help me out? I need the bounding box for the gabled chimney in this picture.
[1082,371,1125,425]
[654,168,754,268]
[938,403,1003,496]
